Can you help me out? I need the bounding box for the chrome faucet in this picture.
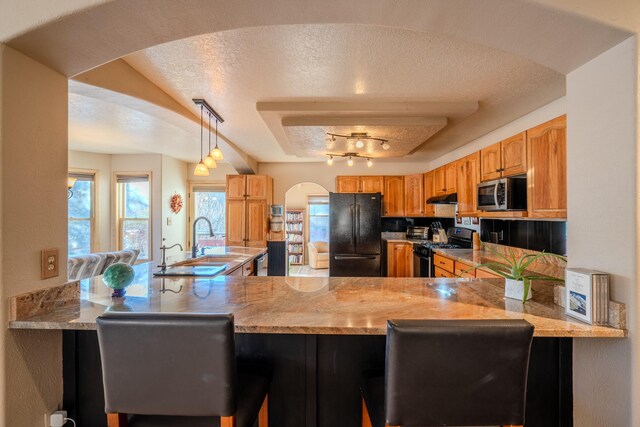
[192,216,214,258]
[158,239,184,272]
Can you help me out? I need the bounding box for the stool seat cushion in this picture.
[129,367,270,427]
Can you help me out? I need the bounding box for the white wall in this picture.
[161,155,188,248]
[187,161,237,184]
[68,150,112,251]
[566,36,638,426]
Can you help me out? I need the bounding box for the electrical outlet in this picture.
[41,248,59,280]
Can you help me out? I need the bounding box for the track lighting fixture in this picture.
[326,132,389,151]
[381,141,391,150]
[326,152,373,167]
[192,98,225,172]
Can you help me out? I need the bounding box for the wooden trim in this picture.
[221,415,237,427]
[107,413,128,427]
[476,211,528,218]
[68,167,99,253]
[361,396,372,427]
[258,394,269,427]
[112,171,153,261]
[187,181,226,248]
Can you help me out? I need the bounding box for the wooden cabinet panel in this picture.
[226,175,246,199]
[455,261,476,278]
[433,254,454,273]
[383,176,404,216]
[480,141,502,182]
[527,115,567,218]
[246,199,268,247]
[476,268,502,279]
[387,242,413,277]
[360,176,384,194]
[444,162,457,194]
[228,266,243,276]
[434,266,454,278]
[246,175,269,199]
[434,166,446,195]
[501,132,527,177]
[404,173,424,216]
[242,260,255,276]
[424,171,436,217]
[226,199,246,246]
[456,152,480,216]
[336,176,360,193]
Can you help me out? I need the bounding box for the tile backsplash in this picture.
[480,219,566,255]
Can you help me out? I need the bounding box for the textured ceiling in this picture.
[123,24,564,162]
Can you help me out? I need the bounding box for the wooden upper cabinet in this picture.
[246,175,269,199]
[226,175,247,199]
[336,176,360,193]
[434,166,446,195]
[360,176,384,194]
[481,133,527,182]
[444,162,457,193]
[404,173,424,216]
[480,141,502,182]
[456,152,480,216]
[226,199,246,245]
[383,176,404,217]
[501,132,527,177]
[424,171,436,217]
[527,115,567,218]
[245,199,268,247]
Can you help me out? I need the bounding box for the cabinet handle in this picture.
[495,169,500,172]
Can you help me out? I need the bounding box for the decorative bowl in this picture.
[102,262,135,297]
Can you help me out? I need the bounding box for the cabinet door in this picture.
[226,199,246,246]
[226,175,246,199]
[246,199,268,247]
[383,176,404,216]
[336,176,360,193]
[434,166,447,196]
[480,141,502,182]
[444,162,457,194]
[246,175,268,199]
[387,242,413,277]
[527,115,567,218]
[404,173,425,216]
[424,171,436,216]
[360,176,384,194]
[456,152,480,216]
[501,132,527,177]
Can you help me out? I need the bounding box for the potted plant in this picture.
[462,247,567,303]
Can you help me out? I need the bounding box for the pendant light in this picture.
[210,118,224,160]
[327,155,334,166]
[347,156,354,167]
[203,112,217,169]
[194,105,210,176]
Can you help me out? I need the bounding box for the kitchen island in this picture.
[9,263,625,427]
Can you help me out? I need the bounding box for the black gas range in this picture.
[413,227,474,277]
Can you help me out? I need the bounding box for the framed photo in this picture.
[462,217,471,225]
[456,216,462,224]
[471,217,479,225]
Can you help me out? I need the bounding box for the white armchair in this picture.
[308,241,329,269]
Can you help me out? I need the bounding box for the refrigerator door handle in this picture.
[334,254,378,260]
[350,204,356,246]
[355,204,360,246]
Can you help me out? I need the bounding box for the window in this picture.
[308,195,329,242]
[116,174,151,261]
[190,185,226,248]
[68,171,95,257]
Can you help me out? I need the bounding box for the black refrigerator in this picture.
[329,192,382,277]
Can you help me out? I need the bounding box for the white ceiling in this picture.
[121,24,565,163]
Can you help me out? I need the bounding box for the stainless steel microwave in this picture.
[477,177,527,211]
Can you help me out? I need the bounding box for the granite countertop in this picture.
[9,264,625,337]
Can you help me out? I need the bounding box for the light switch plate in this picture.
[166,217,172,226]
[41,248,59,280]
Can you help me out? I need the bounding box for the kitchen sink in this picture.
[153,264,226,277]
[175,256,242,266]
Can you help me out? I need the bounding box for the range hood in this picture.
[426,193,457,204]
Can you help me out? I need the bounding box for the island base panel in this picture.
[62,332,572,427]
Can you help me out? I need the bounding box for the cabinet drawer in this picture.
[228,266,244,276]
[454,261,475,278]
[476,268,502,279]
[434,266,454,278]
[242,261,255,276]
[433,254,454,273]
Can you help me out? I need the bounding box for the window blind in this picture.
[308,195,329,204]
[116,174,149,183]
[68,171,95,181]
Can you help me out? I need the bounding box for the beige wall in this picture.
[68,150,112,251]
[566,36,638,426]
[187,161,237,184]
[1,44,67,427]
[161,155,188,248]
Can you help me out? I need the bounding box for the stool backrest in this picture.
[97,312,236,417]
[385,319,534,426]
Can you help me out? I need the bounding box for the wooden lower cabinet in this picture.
[433,254,454,274]
[387,242,413,277]
[226,174,273,247]
[434,266,454,278]
[476,268,502,279]
[454,260,476,278]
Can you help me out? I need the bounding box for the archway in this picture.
[284,182,329,277]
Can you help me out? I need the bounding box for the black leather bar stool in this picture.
[96,313,270,427]
[361,319,534,427]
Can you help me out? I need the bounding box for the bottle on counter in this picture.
[472,232,481,251]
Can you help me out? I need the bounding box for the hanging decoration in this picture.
[170,193,184,214]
